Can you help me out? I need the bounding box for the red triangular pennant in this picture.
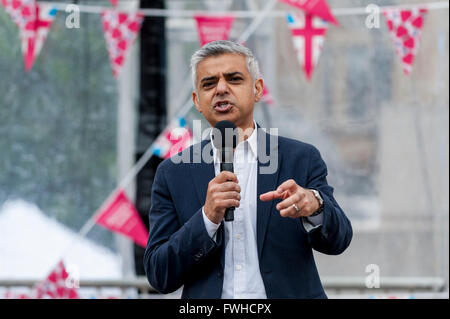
[95,189,149,248]
[383,7,428,75]
[1,0,57,71]
[101,10,144,77]
[280,0,338,25]
[287,12,328,80]
[33,261,80,299]
[109,0,118,6]
[152,117,193,159]
[194,15,235,46]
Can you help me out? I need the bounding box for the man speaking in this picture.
[144,40,352,299]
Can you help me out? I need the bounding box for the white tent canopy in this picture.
[0,200,121,280]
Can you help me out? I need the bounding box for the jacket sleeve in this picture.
[303,146,353,255]
[143,162,223,294]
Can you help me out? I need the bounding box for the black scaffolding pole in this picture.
[134,0,166,276]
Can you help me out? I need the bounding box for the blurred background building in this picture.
[0,0,448,298]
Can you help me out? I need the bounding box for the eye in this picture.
[230,77,243,82]
[202,82,214,88]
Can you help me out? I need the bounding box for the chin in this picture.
[212,114,238,123]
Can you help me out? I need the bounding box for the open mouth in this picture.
[214,101,233,113]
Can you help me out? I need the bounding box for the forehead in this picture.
[196,53,249,78]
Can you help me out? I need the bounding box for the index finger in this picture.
[215,171,238,183]
[259,190,284,201]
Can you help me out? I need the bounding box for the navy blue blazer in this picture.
[144,127,352,299]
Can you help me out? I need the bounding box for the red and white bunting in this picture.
[95,189,149,248]
[32,261,80,299]
[287,12,328,81]
[279,0,338,25]
[1,0,35,29]
[383,7,428,75]
[194,15,235,46]
[1,0,57,71]
[152,117,193,159]
[101,10,144,77]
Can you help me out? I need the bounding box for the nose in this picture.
[216,77,228,96]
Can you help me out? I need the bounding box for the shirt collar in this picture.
[245,120,258,159]
[209,120,258,161]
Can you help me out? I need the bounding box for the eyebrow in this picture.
[224,72,244,78]
[200,72,245,84]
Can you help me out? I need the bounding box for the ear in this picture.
[254,78,264,102]
[192,91,202,113]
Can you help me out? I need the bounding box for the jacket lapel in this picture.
[190,139,215,206]
[190,130,281,264]
[256,127,281,259]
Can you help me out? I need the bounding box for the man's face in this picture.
[192,53,263,130]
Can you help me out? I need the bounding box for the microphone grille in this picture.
[212,120,237,149]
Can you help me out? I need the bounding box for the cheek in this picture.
[198,96,216,116]
[197,94,209,107]
[239,89,256,105]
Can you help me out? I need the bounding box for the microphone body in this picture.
[221,148,235,222]
[212,120,238,222]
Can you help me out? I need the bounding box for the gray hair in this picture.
[190,40,261,91]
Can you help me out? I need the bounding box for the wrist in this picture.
[203,206,221,225]
[309,189,324,216]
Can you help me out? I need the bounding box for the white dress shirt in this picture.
[202,122,323,298]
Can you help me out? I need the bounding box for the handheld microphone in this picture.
[212,120,238,222]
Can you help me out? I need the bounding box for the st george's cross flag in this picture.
[287,12,328,80]
[152,117,193,159]
[279,0,338,25]
[383,7,428,75]
[1,0,57,71]
[96,189,149,248]
[194,15,235,46]
[21,3,57,71]
[33,261,80,299]
[101,10,144,77]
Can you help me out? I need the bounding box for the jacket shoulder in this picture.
[276,135,319,156]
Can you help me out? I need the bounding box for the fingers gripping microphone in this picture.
[212,121,238,222]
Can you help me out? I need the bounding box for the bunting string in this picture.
[39,1,449,17]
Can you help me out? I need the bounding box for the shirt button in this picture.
[236,265,242,271]
[236,234,241,240]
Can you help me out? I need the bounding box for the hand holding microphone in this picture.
[203,120,239,223]
[203,171,241,224]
